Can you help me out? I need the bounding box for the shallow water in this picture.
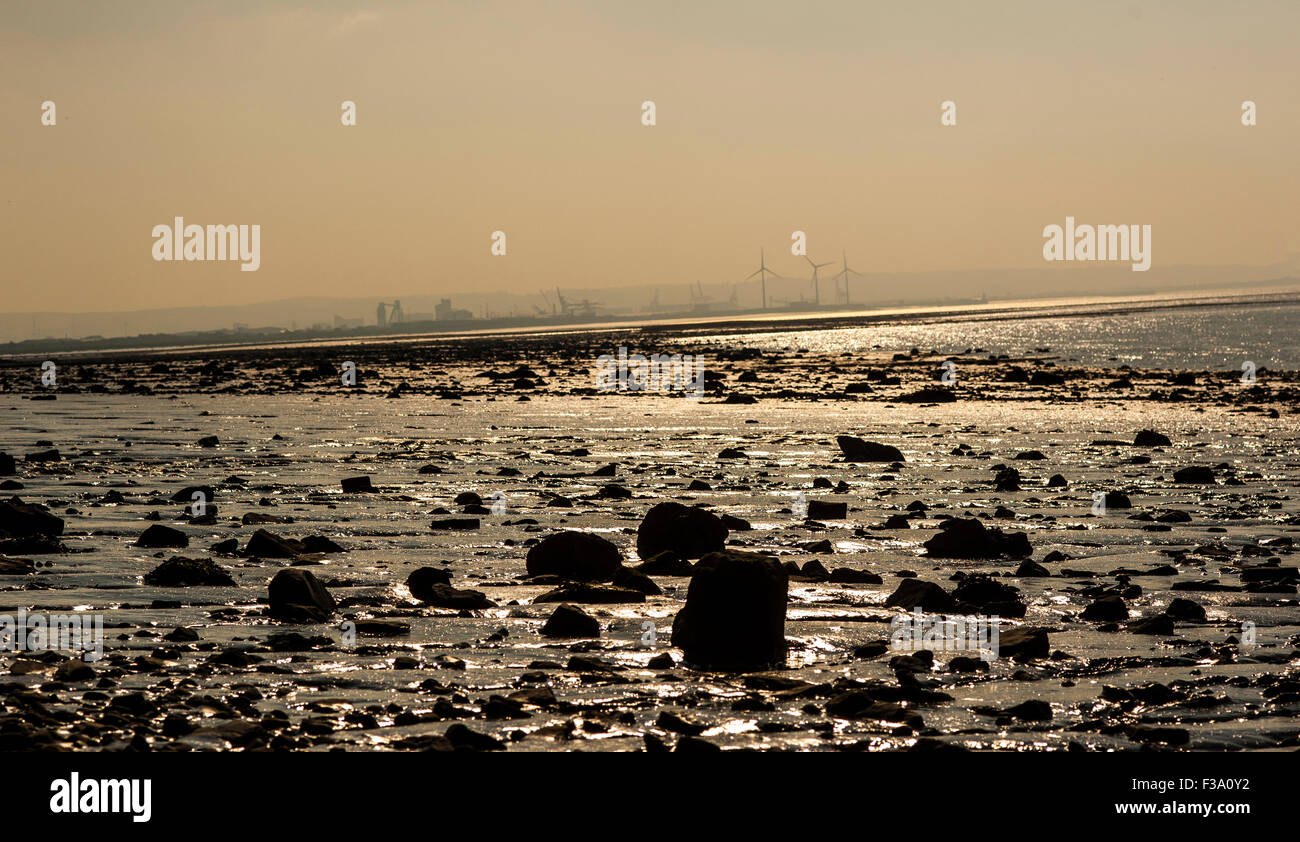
[4,390,1298,751]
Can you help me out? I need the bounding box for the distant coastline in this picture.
[3,283,1297,362]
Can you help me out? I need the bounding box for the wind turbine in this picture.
[830,251,866,305]
[805,256,833,306]
[747,248,780,310]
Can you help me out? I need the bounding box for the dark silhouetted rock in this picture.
[405,566,452,600]
[0,500,64,538]
[243,529,303,558]
[998,627,1050,659]
[885,578,954,612]
[412,583,495,609]
[1173,466,1215,484]
[636,502,728,560]
[534,582,645,604]
[135,523,188,548]
[898,388,956,403]
[0,453,14,475]
[1101,491,1132,509]
[806,500,848,520]
[836,436,904,462]
[951,574,1026,617]
[268,568,336,621]
[923,517,1031,559]
[1165,597,1206,622]
[1015,558,1051,577]
[540,604,600,638]
[430,518,480,530]
[0,555,35,575]
[1134,430,1171,447]
[525,531,623,582]
[340,476,376,493]
[144,556,236,587]
[670,549,787,671]
[635,550,693,576]
[1081,594,1128,622]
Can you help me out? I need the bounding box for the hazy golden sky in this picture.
[3,0,1299,314]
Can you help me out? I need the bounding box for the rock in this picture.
[611,566,662,595]
[897,387,957,403]
[1004,699,1052,721]
[881,514,912,529]
[209,538,239,554]
[170,485,216,504]
[405,566,453,600]
[1165,598,1207,622]
[243,529,303,558]
[1128,725,1189,745]
[444,724,505,751]
[1081,595,1128,622]
[300,535,344,554]
[54,660,95,682]
[196,436,219,448]
[1173,466,1216,484]
[0,453,15,475]
[454,491,482,506]
[525,531,623,582]
[636,502,728,560]
[430,518,480,530]
[635,550,693,576]
[1101,491,1132,509]
[267,568,336,621]
[1134,430,1171,447]
[828,567,882,584]
[998,627,1050,659]
[0,555,35,575]
[340,476,376,493]
[534,582,645,604]
[836,436,904,462]
[1015,559,1051,577]
[885,578,954,612]
[135,524,188,548]
[670,549,787,671]
[656,710,706,735]
[143,556,236,586]
[1127,615,1174,635]
[0,500,64,538]
[1046,474,1068,488]
[951,574,1026,617]
[540,604,600,637]
[806,500,847,520]
[411,583,495,609]
[923,517,1031,559]
[24,449,61,462]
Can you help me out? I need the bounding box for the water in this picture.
[695,300,1300,371]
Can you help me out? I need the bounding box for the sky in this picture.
[2,0,1299,317]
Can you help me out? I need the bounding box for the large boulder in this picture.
[405,566,452,601]
[411,582,495,610]
[0,500,64,538]
[0,453,15,475]
[525,531,623,582]
[836,436,904,462]
[670,549,787,671]
[636,502,728,560]
[268,569,336,621]
[923,517,1031,559]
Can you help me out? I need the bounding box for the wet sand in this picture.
[1,332,1298,751]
